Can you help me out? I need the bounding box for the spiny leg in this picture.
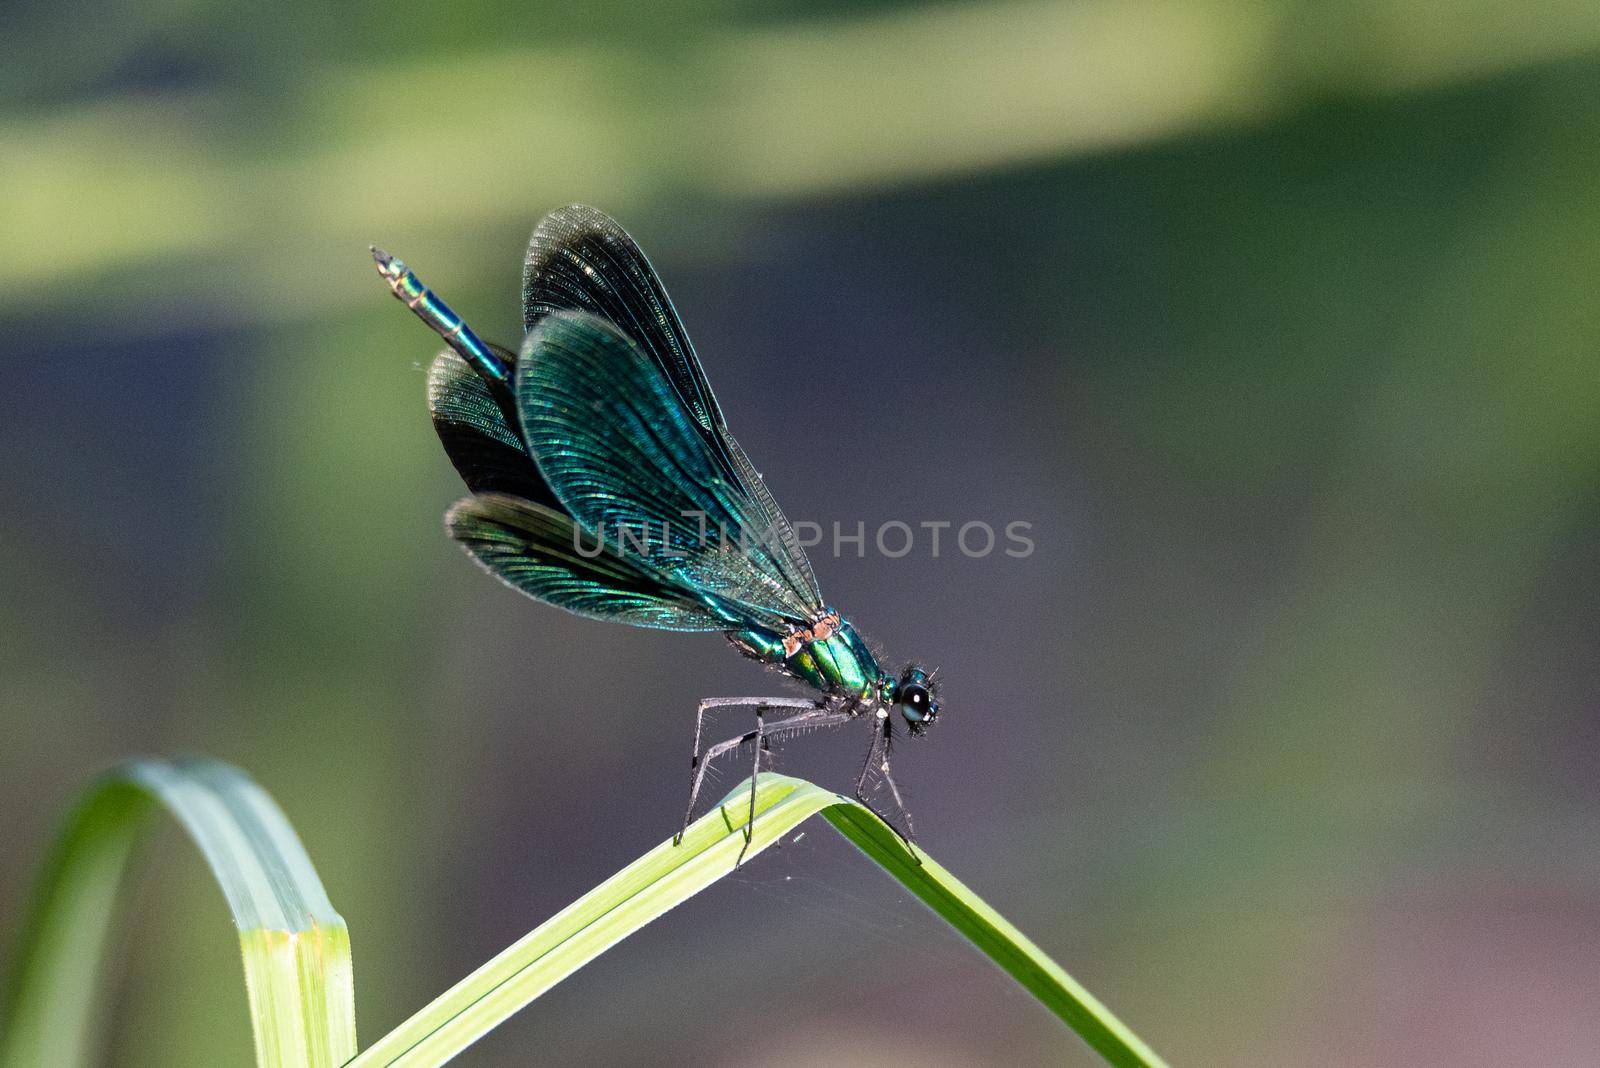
[735,708,766,866]
[676,697,832,845]
[879,754,918,849]
[854,713,885,800]
[742,708,853,860]
[686,706,849,859]
[854,715,920,858]
[878,714,916,844]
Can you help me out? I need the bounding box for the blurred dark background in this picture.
[4,1,1600,1064]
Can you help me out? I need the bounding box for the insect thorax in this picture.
[728,617,885,702]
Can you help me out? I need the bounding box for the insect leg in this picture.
[878,754,919,858]
[854,717,918,855]
[760,706,854,741]
[736,707,766,866]
[732,705,858,864]
[676,697,819,845]
[854,716,884,799]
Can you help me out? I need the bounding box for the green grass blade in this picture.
[819,803,1167,1067]
[351,773,1163,1068]
[0,757,355,1068]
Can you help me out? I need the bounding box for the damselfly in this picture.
[373,205,939,856]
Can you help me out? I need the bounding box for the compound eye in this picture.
[899,683,932,725]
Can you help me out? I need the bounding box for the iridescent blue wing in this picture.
[427,346,563,509]
[519,309,818,630]
[522,205,823,611]
[446,493,731,631]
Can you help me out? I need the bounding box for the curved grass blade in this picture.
[350,774,1164,1068]
[0,758,355,1068]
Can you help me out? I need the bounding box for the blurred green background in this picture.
[4,1,1600,1064]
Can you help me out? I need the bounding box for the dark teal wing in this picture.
[446,493,731,631]
[524,204,723,436]
[518,309,819,630]
[427,346,564,510]
[433,353,738,630]
[521,205,823,610]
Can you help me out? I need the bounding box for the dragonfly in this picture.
[373,204,938,856]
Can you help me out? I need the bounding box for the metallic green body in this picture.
[729,617,885,702]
